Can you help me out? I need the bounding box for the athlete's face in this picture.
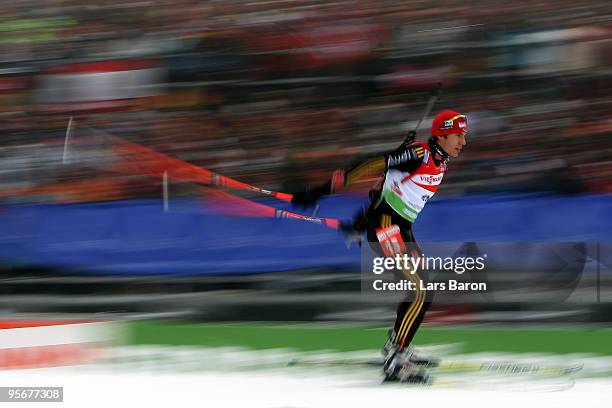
[438,132,467,158]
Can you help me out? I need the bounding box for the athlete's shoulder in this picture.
[387,141,426,167]
[412,141,430,150]
[409,141,430,157]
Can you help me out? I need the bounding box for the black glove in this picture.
[290,189,321,208]
[291,181,332,208]
[339,219,363,248]
[338,219,357,234]
[401,130,417,147]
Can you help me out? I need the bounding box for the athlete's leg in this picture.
[391,230,433,350]
[367,207,432,382]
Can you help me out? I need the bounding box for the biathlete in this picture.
[291,110,468,383]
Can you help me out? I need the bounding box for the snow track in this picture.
[0,366,610,408]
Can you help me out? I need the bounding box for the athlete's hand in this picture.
[339,220,363,248]
[291,170,344,209]
[402,130,417,146]
[290,189,321,208]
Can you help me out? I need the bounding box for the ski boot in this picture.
[408,347,440,368]
[383,345,431,384]
[384,334,440,368]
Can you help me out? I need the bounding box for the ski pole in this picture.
[201,186,339,230]
[403,83,443,145]
[90,127,295,202]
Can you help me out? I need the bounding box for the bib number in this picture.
[375,224,406,256]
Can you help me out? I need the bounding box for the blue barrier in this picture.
[0,194,610,275]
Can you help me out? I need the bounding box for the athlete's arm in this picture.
[343,156,386,186]
[384,144,425,172]
[291,144,425,207]
[343,143,425,186]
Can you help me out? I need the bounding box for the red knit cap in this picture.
[431,110,468,137]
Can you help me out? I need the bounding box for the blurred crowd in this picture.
[1,0,612,203]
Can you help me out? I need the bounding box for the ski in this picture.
[288,357,582,376]
[383,376,576,392]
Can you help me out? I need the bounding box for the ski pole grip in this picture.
[403,130,417,145]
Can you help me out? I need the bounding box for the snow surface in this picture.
[0,369,610,408]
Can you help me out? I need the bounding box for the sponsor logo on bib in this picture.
[419,174,443,185]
